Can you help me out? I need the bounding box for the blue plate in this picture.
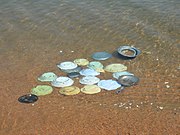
[80,68,100,76]
[97,79,121,90]
[67,72,80,78]
[92,52,112,60]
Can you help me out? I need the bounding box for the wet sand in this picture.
[0,0,180,134]
[0,34,179,134]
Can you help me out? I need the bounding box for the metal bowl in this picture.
[117,46,140,58]
[118,75,139,87]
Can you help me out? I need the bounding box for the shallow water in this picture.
[0,0,179,134]
[0,0,179,85]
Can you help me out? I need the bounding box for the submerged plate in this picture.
[87,61,104,71]
[31,85,53,96]
[57,61,77,70]
[59,86,80,96]
[51,77,74,87]
[117,46,141,58]
[67,72,80,78]
[74,58,89,66]
[79,76,100,85]
[92,52,112,60]
[104,64,127,72]
[38,72,57,82]
[118,75,139,87]
[113,71,134,79]
[61,66,82,73]
[97,80,121,90]
[79,68,100,76]
[18,94,38,103]
[81,85,101,94]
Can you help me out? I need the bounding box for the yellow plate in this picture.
[31,85,53,96]
[59,86,80,96]
[74,58,89,66]
[81,85,101,94]
[104,64,127,72]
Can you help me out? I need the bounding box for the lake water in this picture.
[0,0,179,134]
[0,0,179,81]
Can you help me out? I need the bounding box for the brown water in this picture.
[0,0,180,134]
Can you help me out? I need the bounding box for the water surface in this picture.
[0,0,179,134]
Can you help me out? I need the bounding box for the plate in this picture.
[81,85,101,94]
[79,68,100,76]
[67,72,80,78]
[31,85,53,96]
[18,94,38,103]
[118,75,139,87]
[97,79,121,90]
[59,86,80,96]
[104,64,127,72]
[51,77,74,87]
[92,52,112,60]
[38,72,57,82]
[87,61,104,72]
[61,66,82,73]
[112,71,134,79]
[74,58,89,66]
[79,76,100,85]
[57,61,77,70]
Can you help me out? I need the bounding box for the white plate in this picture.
[57,61,77,70]
[51,77,74,87]
[79,68,100,76]
[112,71,134,79]
[97,80,121,90]
[79,76,100,85]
